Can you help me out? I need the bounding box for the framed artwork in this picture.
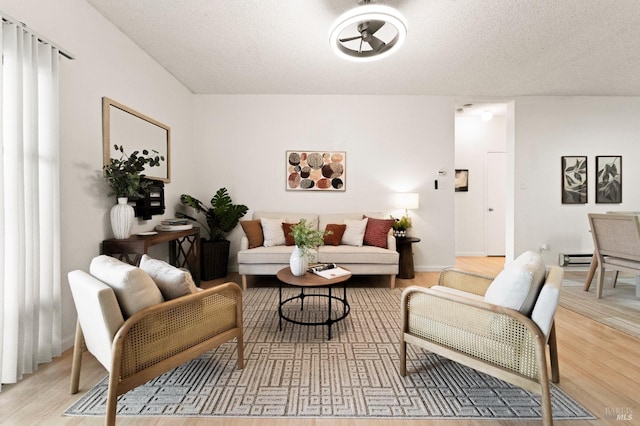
[455,169,469,192]
[596,156,622,203]
[561,156,587,204]
[286,151,346,191]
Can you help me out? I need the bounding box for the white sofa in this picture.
[237,212,400,290]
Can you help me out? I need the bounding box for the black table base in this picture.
[278,281,350,340]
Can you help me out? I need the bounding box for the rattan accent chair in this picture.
[68,269,244,426]
[400,265,563,426]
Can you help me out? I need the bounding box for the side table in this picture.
[102,227,201,285]
[396,236,421,279]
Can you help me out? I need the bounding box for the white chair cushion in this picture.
[139,254,198,300]
[341,218,368,247]
[89,255,164,317]
[261,217,286,247]
[484,250,546,315]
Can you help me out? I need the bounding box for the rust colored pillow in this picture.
[240,220,263,248]
[363,217,395,248]
[282,222,299,246]
[324,224,347,246]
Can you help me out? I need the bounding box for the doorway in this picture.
[454,103,508,257]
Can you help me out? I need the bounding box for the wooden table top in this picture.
[276,266,351,287]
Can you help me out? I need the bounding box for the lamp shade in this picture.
[393,193,419,210]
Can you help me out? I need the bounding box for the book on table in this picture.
[308,263,350,279]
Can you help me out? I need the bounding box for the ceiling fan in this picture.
[339,20,388,54]
[329,1,408,62]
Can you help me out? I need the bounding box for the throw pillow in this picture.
[282,222,299,246]
[89,255,164,318]
[139,254,198,300]
[341,218,368,247]
[363,217,395,248]
[484,251,546,315]
[240,220,264,248]
[261,217,286,247]
[324,223,347,246]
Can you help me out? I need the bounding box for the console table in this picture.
[102,227,201,284]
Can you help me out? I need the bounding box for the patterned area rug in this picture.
[65,286,593,420]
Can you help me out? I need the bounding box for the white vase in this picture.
[110,197,134,239]
[289,246,308,276]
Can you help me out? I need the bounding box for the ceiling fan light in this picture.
[329,4,408,62]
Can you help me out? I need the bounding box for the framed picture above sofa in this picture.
[286,150,346,191]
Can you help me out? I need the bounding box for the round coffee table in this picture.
[276,266,351,340]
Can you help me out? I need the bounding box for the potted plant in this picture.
[177,188,248,280]
[103,144,164,239]
[391,214,412,238]
[288,219,327,276]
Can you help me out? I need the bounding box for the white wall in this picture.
[2,0,195,349]
[455,116,507,256]
[513,96,640,266]
[192,95,457,273]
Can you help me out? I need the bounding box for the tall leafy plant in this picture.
[178,187,248,241]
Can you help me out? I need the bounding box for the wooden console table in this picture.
[102,227,201,285]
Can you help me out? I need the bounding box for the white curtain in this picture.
[0,17,62,390]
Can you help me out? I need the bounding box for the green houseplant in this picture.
[287,219,329,276]
[103,145,164,239]
[177,188,248,280]
[391,214,412,238]
[103,144,164,199]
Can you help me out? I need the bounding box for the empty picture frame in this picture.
[455,169,469,192]
[561,156,587,204]
[286,151,346,191]
[596,156,622,203]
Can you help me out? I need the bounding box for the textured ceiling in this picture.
[85,0,640,96]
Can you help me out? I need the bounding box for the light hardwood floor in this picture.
[1,257,638,425]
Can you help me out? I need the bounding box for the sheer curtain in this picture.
[0,16,62,390]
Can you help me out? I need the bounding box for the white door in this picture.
[486,152,506,256]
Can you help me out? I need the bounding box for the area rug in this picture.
[65,287,593,421]
[560,272,640,338]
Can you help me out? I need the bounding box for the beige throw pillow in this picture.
[139,254,198,300]
[341,218,368,247]
[261,217,286,247]
[89,255,163,318]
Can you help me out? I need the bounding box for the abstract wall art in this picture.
[286,151,346,191]
[561,156,587,204]
[596,155,622,203]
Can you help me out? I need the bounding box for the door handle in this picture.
[488,208,494,212]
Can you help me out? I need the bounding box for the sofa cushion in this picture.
[261,217,286,247]
[342,218,368,246]
[139,254,198,300]
[253,212,318,230]
[240,220,263,248]
[363,217,395,248]
[89,255,164,318]
[282,222,299,246]
[484,251,546,315]
[324,224,346,246]
[317,245,399,264]
[318,212,382,232]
